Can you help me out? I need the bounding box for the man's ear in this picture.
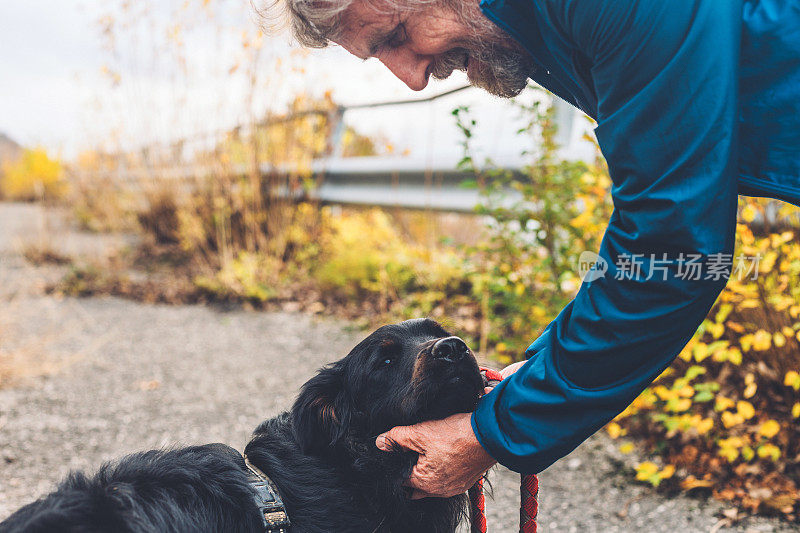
[292,364,351,455]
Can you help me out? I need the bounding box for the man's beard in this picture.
[429,21,534,98]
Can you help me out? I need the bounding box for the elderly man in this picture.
[280,0,800,500]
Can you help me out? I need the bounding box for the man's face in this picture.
[333,0,534,97]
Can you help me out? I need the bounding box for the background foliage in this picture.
[55,89,800,520]
[1,148,64,202]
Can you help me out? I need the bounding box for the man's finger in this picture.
[499,360,527,380]
[375,424,425,453]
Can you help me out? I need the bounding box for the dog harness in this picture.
[470,369,539,533]
[244,455,292,532]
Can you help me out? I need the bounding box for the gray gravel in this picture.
[0,202,794,532]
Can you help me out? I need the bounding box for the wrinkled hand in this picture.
[375,412,496,499]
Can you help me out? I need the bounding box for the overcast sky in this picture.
[0,0,592,163]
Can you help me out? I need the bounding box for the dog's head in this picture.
[292,318,483,456]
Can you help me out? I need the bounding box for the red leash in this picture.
[471,369,539,533]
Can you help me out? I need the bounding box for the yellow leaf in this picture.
[707,322,725,339]
[718,436,745,449]
[722,411,744,428]
[784,370,800,390]
[741,446,755,462]
[743,382,757,399]
[661,465,676,479]
[681,476,713,490]
[697,418,714,434]
[693,342,710,362]
[737,401,756,420]
[727,321,745,333]
[669,398,692,412]
[757,444,781,461]
[740,334,753,352]
[606,422,623,439]
[760,251,778,273]
[752,330,772,351]
[741,205,757,223]
[792,402,800,418]
[620,442,634,454]
[678,385,695,398]
[740,299,761,309]
[773,332,786,348]
[635,462,658,481]
[715,396,735,412]
[758,420,781,439]
[654,385,678,401]
[718,446,739,462]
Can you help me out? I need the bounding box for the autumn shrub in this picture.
[1,148,65,201]
[451,93,613,356]
[314,209,417,296]
[68,151,139,232]
[452,90,799,518]
[311,208,468,311]
[138,186,181,245]
[607,201,800,518]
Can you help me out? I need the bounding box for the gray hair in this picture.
[258,0,448,48]
[256,0,535,98]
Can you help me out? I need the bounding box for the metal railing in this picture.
[71,85,581,212]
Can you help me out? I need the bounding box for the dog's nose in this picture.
[432,336,470,362]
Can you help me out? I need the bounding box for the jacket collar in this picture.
[479,0,597,118]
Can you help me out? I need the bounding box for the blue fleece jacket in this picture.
[471,0,800,473]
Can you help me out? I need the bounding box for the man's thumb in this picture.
[375,425,423,453]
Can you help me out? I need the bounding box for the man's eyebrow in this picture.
[367,30,389,57]
[367,25,399,57]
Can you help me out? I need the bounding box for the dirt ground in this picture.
[0,202,793,532]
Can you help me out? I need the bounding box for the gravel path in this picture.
[0,202,793,532]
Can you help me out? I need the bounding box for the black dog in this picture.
[0,318,485,532]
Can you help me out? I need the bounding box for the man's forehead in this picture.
[336,2,400,57]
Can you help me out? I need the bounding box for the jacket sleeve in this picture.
[471,0,742,473]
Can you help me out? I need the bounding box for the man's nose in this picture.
[379,50,431,91]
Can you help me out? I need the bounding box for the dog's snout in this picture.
[432,336,470,362]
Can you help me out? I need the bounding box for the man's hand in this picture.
[483,359,526,394]
[375,412,496,499]
[498,360,526,380]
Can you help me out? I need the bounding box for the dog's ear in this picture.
[292,364,351,455]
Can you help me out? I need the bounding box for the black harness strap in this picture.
[244,455,292,532]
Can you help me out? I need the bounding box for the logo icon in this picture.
[578,251,607,282]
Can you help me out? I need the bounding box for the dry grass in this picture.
[21,243,72,266]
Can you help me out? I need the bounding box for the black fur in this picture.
[1,318,484,532]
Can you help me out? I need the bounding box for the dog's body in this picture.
[1,319,484,533]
